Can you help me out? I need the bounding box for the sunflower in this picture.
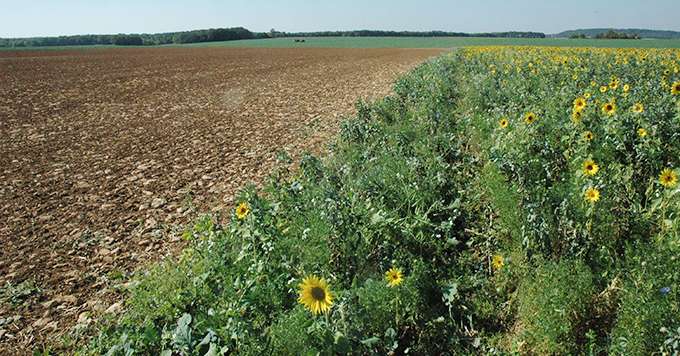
[573,97,587,111]
[599,85,608,93]
[298,275,333,315]
[637,128,648,138]
[672,81,680,95]
[582,159,600,176]
[491,255,505,271]
[235,202,250,220]
[499,117,509,129]
[583,131,594,141]
[524,112,537,125]
[623,84,630,93]
[571,110,582,124]
[659,168,678,188]
[584,92,592,99]
[584,187,600,203]
[601,102,616,116]
[609,80,618,90]
[385,267,404,287]
[632,103,644,113]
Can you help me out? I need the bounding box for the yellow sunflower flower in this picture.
[632,103,644,113]
[584,187,600,203]
[491,255,505,271]
[600,85,608,93]
[524,112,537,125]
[583,159,600,176]
[499,117,509,129]
[573,97,587,111]
[571,110,582,124]
[672,81,680,95]
[659,168,678,188]
[235,202,250,220]
[623,84,630,93]
[637,128,648,138]
[583,131,594,141]
[298,275,333,315]
[385,267,404,287]
[601,102,616,116]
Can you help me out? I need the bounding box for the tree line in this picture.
[0,27,259,47]
[569,30,641,40]
[0,27,546,48]
[593,30,640,40]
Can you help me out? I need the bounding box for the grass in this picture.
[4,36,680,51]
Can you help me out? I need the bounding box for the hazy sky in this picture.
[2,0,680,38]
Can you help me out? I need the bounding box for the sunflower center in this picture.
[587,165,593,171]
[311,286,326,301]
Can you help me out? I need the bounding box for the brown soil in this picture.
[0,47,443,353]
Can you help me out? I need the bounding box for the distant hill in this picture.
[553,28,680,39]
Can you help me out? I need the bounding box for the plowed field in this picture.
[0,47,442,352]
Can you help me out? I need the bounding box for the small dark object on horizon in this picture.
[294,39,306,43]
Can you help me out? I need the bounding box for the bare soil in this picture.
[0,47,443,353]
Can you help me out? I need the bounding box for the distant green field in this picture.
[179,36,680,49]
[3,36,680,51]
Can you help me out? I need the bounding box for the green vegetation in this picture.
[76,47,680,355]
[0,27,258,47]
[513,259,594,354]
[594,30,641,40]
[178,36,680,49]
[556,28,680,39]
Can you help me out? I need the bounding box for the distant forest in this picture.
[555,28,680,39]
[0,27,259,47]
[0,27,545,48]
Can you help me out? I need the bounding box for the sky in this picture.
[1,0,680,38]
